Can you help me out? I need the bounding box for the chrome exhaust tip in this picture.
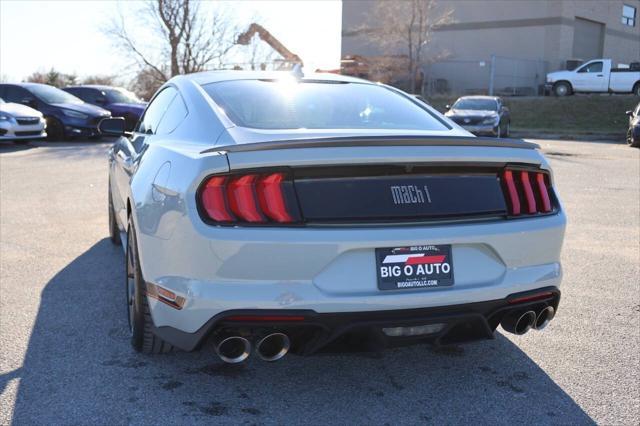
[501,310,537,335]
[215,336,251,364]
[256,333,290,362]
[534,306,555,330]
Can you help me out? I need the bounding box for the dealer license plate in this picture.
[375,245,454,290]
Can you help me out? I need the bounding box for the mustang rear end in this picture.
[144,139,565,361]
[107,72,565,362]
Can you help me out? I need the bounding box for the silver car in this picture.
[0,97,46,142]
[104,71,565,363]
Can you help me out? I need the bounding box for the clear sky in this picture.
[0,0,342,83]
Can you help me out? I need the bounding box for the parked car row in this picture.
[0,83,146,142]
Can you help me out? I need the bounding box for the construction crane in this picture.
[236,23,303,70]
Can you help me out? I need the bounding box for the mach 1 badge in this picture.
[375,245,454,290]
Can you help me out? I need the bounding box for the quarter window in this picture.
[136,87,177,134]
[156,94,187,135]
[622,4,636,26]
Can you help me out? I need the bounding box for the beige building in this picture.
[342,0,640,94]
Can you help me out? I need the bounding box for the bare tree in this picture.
[129,67,166,101]
[365,0,453,93]
[82,75,117,86]
[105,0,238,87]
[25,68,77,87]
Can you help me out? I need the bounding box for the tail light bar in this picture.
[198,172,301,225]
[501,168,554,216]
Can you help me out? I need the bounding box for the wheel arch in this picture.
[553,80,573,93]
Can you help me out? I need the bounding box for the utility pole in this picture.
[488,54,496,96]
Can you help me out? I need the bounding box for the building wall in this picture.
[342,0,640,74]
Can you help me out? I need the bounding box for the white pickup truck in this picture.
[546,59,640,96]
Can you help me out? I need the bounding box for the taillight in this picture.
[501,168,553,216]
[199,172,301,225]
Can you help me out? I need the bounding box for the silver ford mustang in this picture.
[103,71,565,363]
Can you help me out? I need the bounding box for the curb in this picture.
[510,131,625,143]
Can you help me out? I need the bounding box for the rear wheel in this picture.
[45,117,65,141]
[126,218,173,353]
[633,82,640,97]
[628,128,640,148]
[553,82,571,97]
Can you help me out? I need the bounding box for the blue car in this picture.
[0,83,111,140]
[63,85,146,131]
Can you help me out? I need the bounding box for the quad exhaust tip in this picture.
[256,333,290,362]
[216,336,251,364]
[534,306,555,330]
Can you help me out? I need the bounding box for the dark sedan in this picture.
[445,96,511,138]
[626,103,640,148]
[63,85,146,131]
[0,83,111,140]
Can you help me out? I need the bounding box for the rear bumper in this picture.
[152,286,561,352]
[139,210,566,334]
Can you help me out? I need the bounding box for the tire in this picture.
[633,83,640,97]
[45,117,65,141]
[628,128,640,148]
[553,82,571,97]
[108,183,121,246]
[126,217,173,354]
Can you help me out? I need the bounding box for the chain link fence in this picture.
[423,55,550,97]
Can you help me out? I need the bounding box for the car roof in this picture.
[183,70,371,86]
[4,82,49,88]
[64,85,121,90]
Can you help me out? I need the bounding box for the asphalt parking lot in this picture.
[0,138,638,425]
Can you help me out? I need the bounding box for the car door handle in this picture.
[596,74,603,77]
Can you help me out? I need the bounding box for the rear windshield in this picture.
[202,79,449,130]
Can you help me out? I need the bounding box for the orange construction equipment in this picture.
[237,23,303,70]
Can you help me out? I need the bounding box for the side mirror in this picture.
[95,97,106,105]
[626,110,633,116]
[445,104,451,110]
[98,117,126,136]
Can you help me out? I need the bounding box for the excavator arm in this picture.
[237,23,303,68]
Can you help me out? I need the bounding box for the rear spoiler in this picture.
[201,135,539,154]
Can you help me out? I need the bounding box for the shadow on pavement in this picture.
[5,239,595,424]
[0,142,34,154]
